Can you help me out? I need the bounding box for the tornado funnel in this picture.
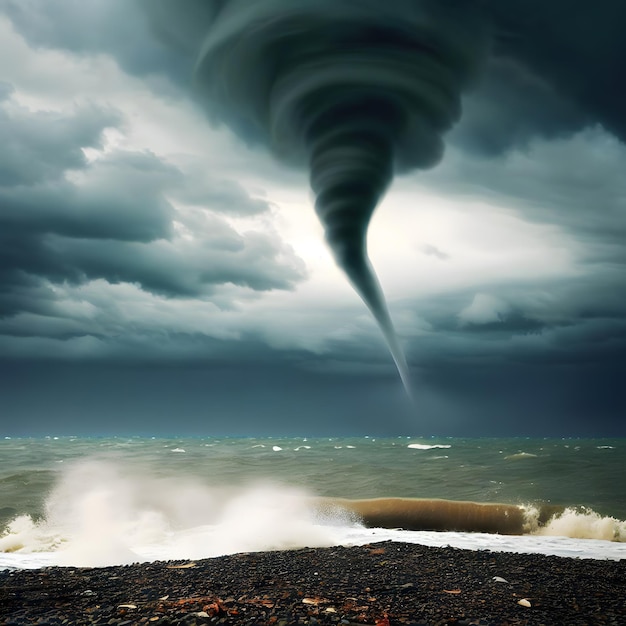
[194,0,488,399]
[307,103,412,396]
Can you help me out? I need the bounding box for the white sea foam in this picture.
[3,514,624,571]
[0,458,351,568]
[523,505,626,542]
[340,527,626,561]
[407,443,452,450]
[504,452,538,460]
[537,508,626,542]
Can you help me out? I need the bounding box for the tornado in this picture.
[194,0,488,398]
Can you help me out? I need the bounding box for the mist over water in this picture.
[0,436,624,568]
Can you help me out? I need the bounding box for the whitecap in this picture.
[407,443,451,450]
[272,446,282,451]
[504,452,537,460]
[171,448,185,453]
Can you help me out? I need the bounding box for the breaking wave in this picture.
[1,458,624,568]
[524,506,626,543]
[407,443,452,450]
[324,498,625,542]
[0,459,354,567]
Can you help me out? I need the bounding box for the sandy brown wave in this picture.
[317,497,527,535]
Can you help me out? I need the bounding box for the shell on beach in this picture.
[492,576,509,583]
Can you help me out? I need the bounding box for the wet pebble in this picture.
[1,541,624,625]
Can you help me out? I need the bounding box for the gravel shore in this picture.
[1,541,624,625]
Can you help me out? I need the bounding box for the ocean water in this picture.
[0,436,624,569]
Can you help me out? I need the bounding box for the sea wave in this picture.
[325,498,625,542]
[1,457,624,569]
[0,458,352,568]
[523,505,625,542]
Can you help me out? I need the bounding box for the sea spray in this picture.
[0,458,351,567]
[523,505,626,543]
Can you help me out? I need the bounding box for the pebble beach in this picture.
[2,541,624,626]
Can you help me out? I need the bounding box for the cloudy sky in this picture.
[0,0,624,437]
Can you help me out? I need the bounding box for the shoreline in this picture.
[2,541,624,625]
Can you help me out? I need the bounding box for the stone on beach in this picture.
[1,541,624,625]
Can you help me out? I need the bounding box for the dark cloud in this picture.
[418,356,625,437]
[0,354,622,436]
[450,57,590,156]
[7,1,624,153]
[138,0,222,61]
[172,162,274,216]
[36,227,304,298]
[450,2,626,155]
[1,0,194,91]
[0,93,305,325]
[423,126,626,261]
[0,359,416,437]
[0,101,119,187]
[126,0,626,157]
[486,0,626,144]
[0,154,175,243]
[400,278,626,416]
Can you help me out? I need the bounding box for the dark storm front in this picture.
[2,0,625,441]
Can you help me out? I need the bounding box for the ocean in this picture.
[1,436,624,569]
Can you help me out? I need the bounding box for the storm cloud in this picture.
[0,1,624,435]
[136,0,626,402]
[0,83,305,323]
